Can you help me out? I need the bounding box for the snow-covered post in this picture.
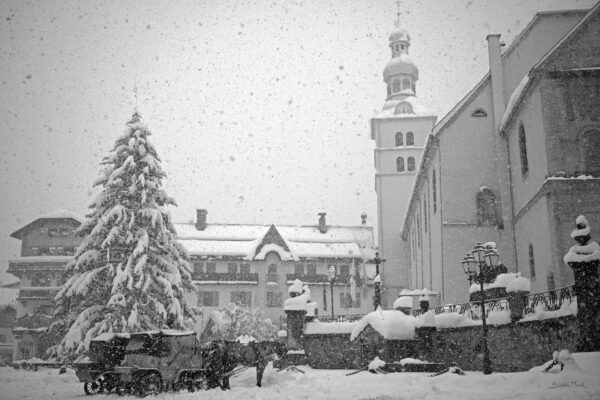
[506,274,530,322]
[563,215,600,352]
[283,279,307,349]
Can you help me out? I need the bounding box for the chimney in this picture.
[318,212,327,233]
[361,212,367,225]
[486,34,506,131]
[196,209,207,231]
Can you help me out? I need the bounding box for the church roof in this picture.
[389,27,411,43]
[373,95,436,119]
[383,54,419,80]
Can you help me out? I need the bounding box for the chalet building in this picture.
[0,287,18,362]
[7,210,84,359]
[178,210,377,331]
[399,5,600,304]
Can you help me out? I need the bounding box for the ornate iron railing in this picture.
[523,285,575,316]
[315,314,366,323]
[286,274,364,285]
[191,272,259,282]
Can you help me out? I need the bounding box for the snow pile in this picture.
[236,334,257,344]
[288,279,303,295]
[350,308,416,341]
[564,215,600,264]
[368,356,386,372]
[434,312,480,329]
[305,321,356,335]
[284,281,318,315]
[400,357,429,366]
[393,296,413,309]
[506,274,530,293]
[489,273,520,288]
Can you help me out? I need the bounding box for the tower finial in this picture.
[395,0,401,28]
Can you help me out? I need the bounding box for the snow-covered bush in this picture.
[211,303,277,341]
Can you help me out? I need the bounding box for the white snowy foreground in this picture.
[1,352,599,400]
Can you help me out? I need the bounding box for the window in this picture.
[294,264,304,276]
[60,228,70,236]
[339,265,350,277]
[340,292,361,308]
[395,102,413,114]
[227,263,238,275]
[396,157,405,172]
[39,247,50,256]
[392,79,400,93]
[432,169,437,213]
[267,264,278,282]
[48,228,58,237]
[0,334,6,343]
[65,246,75,256]
[402,78,411,90]
[197,291,219,307]
[31,272,51,287]
[407,157,416,171]
[206,262,216,274]
[580,129,600,174]
[231,291,252,307]
[307,264,316,276]
[56,247,64,255]
[387,84,391,97]
[400,43,406,51]
[40,228,47,235]
[528,244,536,279]
[395,132,403,146]
[518,124,529,176]
[471,108,488,117]
[31,247,39,256]
[49,247,56,255]
[193,261,204,276]
[406,132,414,146]
[267,291,283,307]
[476,187,501,227]
[424,198,428,233]
[240,263,250,275]
[547,272,556,291]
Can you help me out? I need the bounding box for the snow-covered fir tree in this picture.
[48,111,195,360]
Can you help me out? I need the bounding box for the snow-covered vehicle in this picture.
[73,332,129,395]
[113,330,207,396]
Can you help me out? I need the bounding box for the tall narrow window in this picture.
[387,84,392,98]
[547,272,555,291]
[528,244,536,279]
[396,157,405,172]
[424,198,428,233]
[407,157,416,171]
[392,79,400,93]
[519,124,529,176]
[267,264,278,282]
[580,129,600,174]
[395,132,403,146]
[432,169,437,213]
[402,78,411,90]
[406,132,414,146]
[476,187,500,226]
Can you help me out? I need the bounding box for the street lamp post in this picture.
[328,265,336,317]
[371,252,386,310]
[460,242,499,375]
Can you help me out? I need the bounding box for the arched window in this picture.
[519,124,529,176]
[395,132,403,146]
[392,79,400,93]
[407,157,415,171]
[406,132,414,146]
[396,157,405,172]
[402,78,411,90]
[476,187,500,226]
[432,169,437,213]
[387,84,391,97]
[528,244,536,279]
[580,128,600,174]
[395,102,413,114]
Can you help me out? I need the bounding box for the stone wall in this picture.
[302,315,579,371]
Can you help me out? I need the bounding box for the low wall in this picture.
[302,315,579,371]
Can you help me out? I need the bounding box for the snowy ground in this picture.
[1,352,599,400]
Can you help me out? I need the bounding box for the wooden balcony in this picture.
[191,272,259,283]
[285,274,364,286]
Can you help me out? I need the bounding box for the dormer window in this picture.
[471,108,488,117]
[395,102,413,114]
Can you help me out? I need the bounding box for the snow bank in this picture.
[350,309,416,341]
[305,321,356,335]
[393,296,413,309]
[520,298,577,322]
[368,356,386,371]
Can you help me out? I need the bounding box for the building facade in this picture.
[179,210,377,331]
[371,24,437,307]
[399,6,600,304]
[7,210,84,359]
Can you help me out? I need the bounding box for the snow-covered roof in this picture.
[0,288,18,307]
[350,309,416,341]
[499,74,531,132]
[393,296,413,309]
[129,329,196,337]
[11,209,84,239]
[173,222,375,261]
[374,95,435,119]
[305,321,357,335]
[398,288,438,297]
[92,332,131,342]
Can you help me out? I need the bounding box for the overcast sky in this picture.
[0,0,595,282]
